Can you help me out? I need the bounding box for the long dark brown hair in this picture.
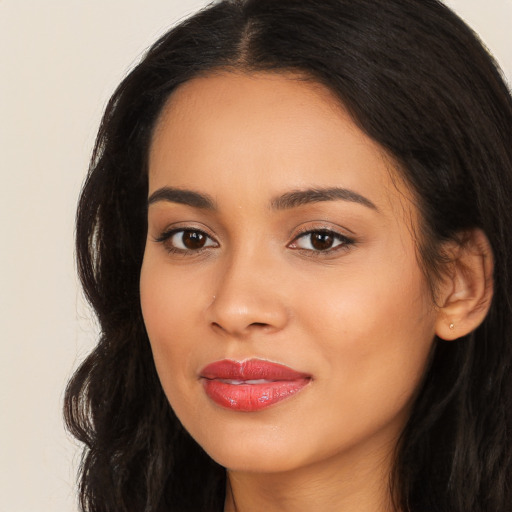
[65,1,512,510]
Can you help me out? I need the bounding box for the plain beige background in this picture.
[0,1,510,511]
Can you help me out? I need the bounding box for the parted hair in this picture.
[65,1,512,510]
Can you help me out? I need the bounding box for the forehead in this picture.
[159,70,344,123]
[150,71,351,166]
[148,71,413,216]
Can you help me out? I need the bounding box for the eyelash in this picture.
[289,228,355,256]
[154,227,355,256]
[154,228,218,255]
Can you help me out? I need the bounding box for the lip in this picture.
[200,359,311,412]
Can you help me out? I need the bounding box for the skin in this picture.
[140,72,445,512]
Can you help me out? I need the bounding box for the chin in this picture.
[205,439,303,474]
[184,412,310,473]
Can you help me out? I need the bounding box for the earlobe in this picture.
[435,229,494,341]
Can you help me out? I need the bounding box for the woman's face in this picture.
[140,72,439,474]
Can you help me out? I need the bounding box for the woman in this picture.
[65,0,512,511]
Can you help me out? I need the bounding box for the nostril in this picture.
[210,320,271,336]
[212,321,267,328]
[207,290,289,336]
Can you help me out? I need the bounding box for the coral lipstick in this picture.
[200,359,311,412]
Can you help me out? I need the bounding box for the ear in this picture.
[435,229,494,341]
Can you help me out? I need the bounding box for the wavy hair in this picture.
[65,1,512,510]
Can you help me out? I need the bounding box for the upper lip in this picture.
[200,358,311,381]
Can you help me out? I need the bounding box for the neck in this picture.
[224,442,398,512]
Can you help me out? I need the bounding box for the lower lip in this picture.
[202,378,310,412]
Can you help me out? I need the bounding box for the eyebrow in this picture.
[147,187,216,209]
[270,187,378,211]
[147,185,377,212]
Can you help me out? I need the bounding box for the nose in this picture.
[206,250,289,339]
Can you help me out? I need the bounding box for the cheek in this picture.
[297,249,437,404]
[140,250,208,334]
[299,249,434,337]
[139,257,203,393]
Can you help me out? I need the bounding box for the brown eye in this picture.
[310,232,335,250]
[290,229,353,253]
[181,230,207,249]
[159,228,218,252]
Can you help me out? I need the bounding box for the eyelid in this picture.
[152,222,355,256]
[152,221,217,241]
[153,225,219,254]
[288,226,356,254]
[155,228,217,244]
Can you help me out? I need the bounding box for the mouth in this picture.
[199,359,311,412]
